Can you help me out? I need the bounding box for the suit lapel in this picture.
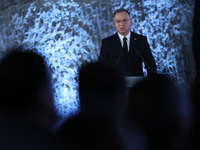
[112,33,127,63]
[128,32,138,64]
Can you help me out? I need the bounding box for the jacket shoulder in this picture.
[132,32,147,39]
[102,33,118,42]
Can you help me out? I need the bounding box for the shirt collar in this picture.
[118,31,131,42]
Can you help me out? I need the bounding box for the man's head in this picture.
[78,62,126,117]
[0,48,56,126]
[127,74,193,149]
[113,9,132,36]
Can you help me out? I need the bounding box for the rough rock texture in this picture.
[0,0,196,123]
[0,0,34,10]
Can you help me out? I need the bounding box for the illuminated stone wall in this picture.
[0,0,196,123]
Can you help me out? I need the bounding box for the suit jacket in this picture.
[98,32,157,76]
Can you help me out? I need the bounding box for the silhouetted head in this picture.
[78,62,126,117]
[126,74,193,150]
[0,48,55,126]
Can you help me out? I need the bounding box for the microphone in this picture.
[115,52,122,67]
[134,49,154,74]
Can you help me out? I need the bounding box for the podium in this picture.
[124,76,146,88]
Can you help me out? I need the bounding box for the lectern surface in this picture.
[124,76,146,88]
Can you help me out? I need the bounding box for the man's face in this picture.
[113,11,132,36]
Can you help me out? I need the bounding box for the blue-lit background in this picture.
[0,0,196,123]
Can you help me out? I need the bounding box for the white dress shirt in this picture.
[118,31,131,52]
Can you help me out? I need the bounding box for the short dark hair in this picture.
[114,9,130,17]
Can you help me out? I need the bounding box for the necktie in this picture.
[123,37,128,60]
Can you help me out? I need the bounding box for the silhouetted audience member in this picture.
[55,113,124,150]
[186,76,200,150]
[78,62,127,121]
[122,74,193,150]
[54,62,127,149]
[0,48,56,150]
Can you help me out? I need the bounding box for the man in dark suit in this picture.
[98,9,157,76]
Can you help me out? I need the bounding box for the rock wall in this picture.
[0,0,196,123]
